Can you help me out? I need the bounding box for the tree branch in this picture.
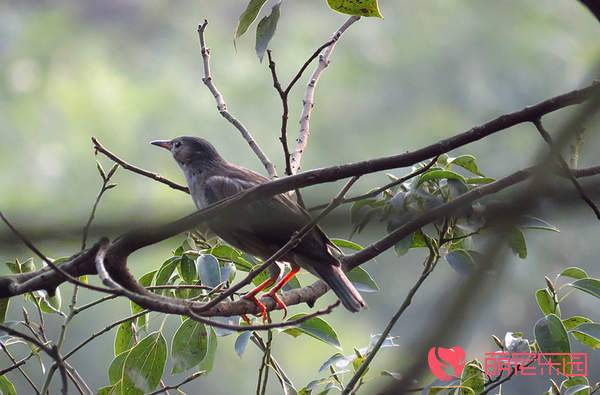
[197,20,277,178]
[290,16,361,174]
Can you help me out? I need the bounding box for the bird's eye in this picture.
[173,141,181,149]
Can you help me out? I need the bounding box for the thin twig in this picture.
[533,118,600,218]
[148,371,205,395]
[82,161,118,250]
[481,359,536,395]
[0,211,118,295]
[92,136,189,193]
[197,20,277,178]
[187,301,340,331]
[290,16,361,174]
[309,157,438,211]
[0,344,40,394]
[0,351,35,377]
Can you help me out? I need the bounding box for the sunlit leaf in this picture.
[326,0,383,17]
[535,288,559,316]
[283,315,341,349]
[559,267,588,280]
[346,267,379,293]
[171,318,208,374]
[114,321,135,355]
[508,227,527,259]
[571,323,600,350]
[0,376,16,395]
[122,332,167,395]
[198,328,218,373]
[460,360,485,395]
[449,155,483,176]
[567,278,600,299]
[562,316,592,331]
[418,169,467,185]
[108,351,129,385]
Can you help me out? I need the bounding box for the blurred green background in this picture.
[1,1,599,394]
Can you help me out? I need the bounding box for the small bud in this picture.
[545,276,555,294]
[492,335,504,350]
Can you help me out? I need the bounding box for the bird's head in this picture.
[151,136,222,167]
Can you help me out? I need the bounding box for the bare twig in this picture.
[92,136,189,193]
[197,20,277,178]
[148,371,205,395]
[533,118,600,218]
[0,212,118,295]
[0,344,40,394]
[82,161,118,250]
[290,16,361,174]
[188,301,340,331]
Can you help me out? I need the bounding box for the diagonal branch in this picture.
[290,16,361,174]
[532,118,600,218]
[197,20,277,178]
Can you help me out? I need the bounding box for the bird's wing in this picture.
[203,167,337,262]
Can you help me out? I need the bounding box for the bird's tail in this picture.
[318,264,366,313]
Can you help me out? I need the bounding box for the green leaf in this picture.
[97,386,118,395]
[571,323,600,350]
[122,332,167,395]
[234,331,252,358]
[198,328,217,373]
[0,298,8,323]
[196,255,222,288]
[130,271,155,330]
[114,321,135,355]
[449,155,483,176]
[331,238,364,251]
[326,0,383,17]
[562,316,592,331]
[445,250,475,274]
[394,232,414,256]
[535,288,560,316]
[108,351,129,385]
[460,360,485,395]
[346,267,379,293]
[508,227,527,259]
[0,376,16,395]
[210,245,254,272]
[235,0,269,39]
[255,2,281,61]
[519,216,560,232]
[318,352,348,372]
[418,170,467,186]
[171,318,208,374]
[178,255,198,284]
[155,257,180,290]
[568,278,600,299]
[283,315,341,349]
[534,314,571,375]
[559,267,588,280]
[39,289,62,314]
[562,377,590,395]
[21,258,36,273]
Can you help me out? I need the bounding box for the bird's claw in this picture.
[242,294,268,322]
[266,291,288,320]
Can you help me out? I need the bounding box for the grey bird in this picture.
[151,136,366,317]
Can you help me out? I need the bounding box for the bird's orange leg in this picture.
[241,277,276,323]
[265,265,301,319]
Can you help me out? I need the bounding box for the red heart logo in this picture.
[427,346,466,381]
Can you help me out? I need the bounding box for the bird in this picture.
[151,136,366,319]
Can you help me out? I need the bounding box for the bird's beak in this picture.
[150,140,173,150]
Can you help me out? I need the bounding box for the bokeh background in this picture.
[1,1,599,394]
